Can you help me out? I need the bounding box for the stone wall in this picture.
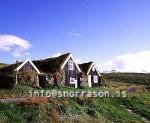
[45,69,65,86]
[17,70,38,87]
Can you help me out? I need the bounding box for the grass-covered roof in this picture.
[0,53,70,75]
[0,62,22,76]
[0,63,9,68]
[78,62,93,74]
[33,53,70,73]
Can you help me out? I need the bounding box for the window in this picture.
[93,75,98,83]
[70,78,78,88]
[92,66,95,71]
[68,60,74,70]
[70,78,75,84]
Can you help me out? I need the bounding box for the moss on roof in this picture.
[0,63,9,68]
[0,53,70,75]
[0,63,22,76]
[33,53,70,73]
[78,62,93,74]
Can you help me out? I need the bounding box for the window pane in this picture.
[68,60,74,70]
[94,76,98,83]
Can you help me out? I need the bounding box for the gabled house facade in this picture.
[15,58,40,86]
[33,53,81,88]
[79,62,101,87]
[0,53,81,88]
[0,58,40,87]
[0,53,101,88]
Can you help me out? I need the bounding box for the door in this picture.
[39,75,47,88]
[88,75,92,87]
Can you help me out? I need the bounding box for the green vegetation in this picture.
[102,73,150,85]
[91,98,144,123]
[0,103,44,123]
[0,85,35,98]
[0,72,150,123]
[117,93,150,120]
[0,97,145,123]
[0,85,149,123]
[0,63,8,68]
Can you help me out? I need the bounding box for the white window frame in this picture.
[68,60,74,70]
[88,75,92,87]
[93,75,98,83]
[70,78,77,88]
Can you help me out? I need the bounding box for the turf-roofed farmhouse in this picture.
[0,58,41,88]
[0,53,83,88]
[33,53,81,88]
[0,53,102,88]
[79,62,101,87]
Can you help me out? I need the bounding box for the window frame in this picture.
[68,60,74,70]
[70,77,75,84]
[93,75,98,83]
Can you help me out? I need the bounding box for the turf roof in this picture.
[33,53,70,73]
[0,62,22,75]
[0,63,9,68]
[0,53,70,75]
[78,62,93,74]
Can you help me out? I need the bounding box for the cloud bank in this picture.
[100,50,150,73]
[0,34,31,57]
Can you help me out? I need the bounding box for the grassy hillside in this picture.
[0,85,149,123]
[0,63,8,68]
[0,72,150,123]
[0,95,146,123]
[102,73,150,85]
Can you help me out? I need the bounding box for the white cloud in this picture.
[51,52,62,57]
[100,50,150,73]
[0,34,31,57]
[67,31,80,37]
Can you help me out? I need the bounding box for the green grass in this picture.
[0,103,44,123]
[117,93,150,120]
[0,85,108,98]
[0,96,145,123]
[102,73,150,85]
[91,98,144,123]
[0,85,37,98]
[0,63,8,68]
[0,82,149,123]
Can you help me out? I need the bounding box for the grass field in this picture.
[0,85,149,123]
[0,94,147,123]
[102,73,150,86]
[0,73,150,123]
[117,93,150,120]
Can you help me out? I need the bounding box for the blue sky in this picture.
[0,0,150,72]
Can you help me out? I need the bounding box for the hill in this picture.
[0,63,8,68]
[102,73,150,85]
[0,85,148,123]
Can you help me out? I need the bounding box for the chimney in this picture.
[16,61,19,64]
